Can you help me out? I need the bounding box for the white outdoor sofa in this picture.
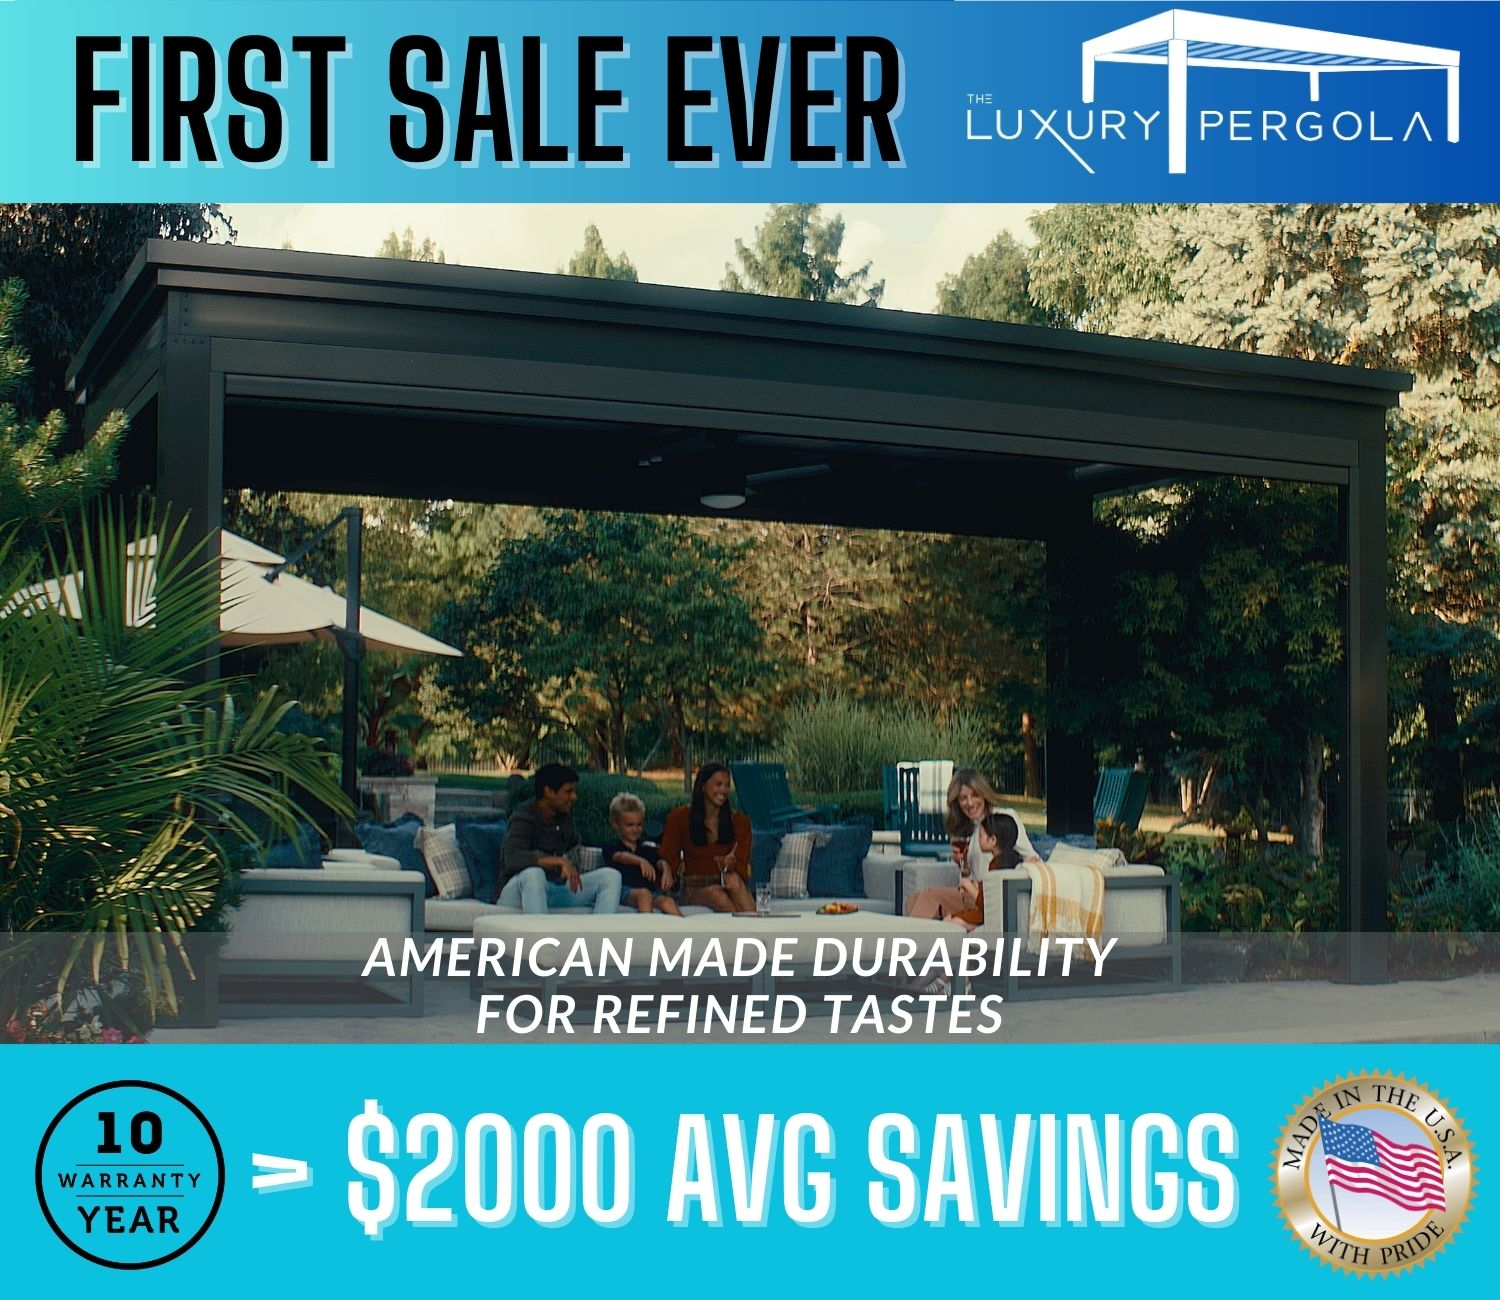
[222,861,427,1017]
[976,863,1181,998]
[422,844,937,934]
[220,840,1179,1017]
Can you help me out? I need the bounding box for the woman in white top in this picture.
[905,768,1037,926]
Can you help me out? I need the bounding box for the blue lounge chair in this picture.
[1094,767,1149,832]
[729,762,838,833]
[883,761,955,860]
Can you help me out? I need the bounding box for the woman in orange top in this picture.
[659,763,754,913]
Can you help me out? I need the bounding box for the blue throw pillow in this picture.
[355,813,433,897]
[793,817,874,898]
[455,818,508,904]
[749,831,784,887]
[263,820,322,869]
[1030,833,1061,860]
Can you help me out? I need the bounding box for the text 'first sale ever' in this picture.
[73,32,907,167]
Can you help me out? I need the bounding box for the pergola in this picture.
[69,241,1407,978]
[1082,8,1460,173]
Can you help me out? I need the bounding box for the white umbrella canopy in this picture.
[20,529,461,657]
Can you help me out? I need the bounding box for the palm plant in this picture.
[0,506,351,1037]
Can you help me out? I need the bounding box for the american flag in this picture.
[1318,1116,1445,1213]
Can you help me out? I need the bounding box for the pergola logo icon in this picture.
[1081,8,1460,174]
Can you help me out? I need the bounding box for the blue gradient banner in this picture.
[0,1046,1491,1294]
[0,1,1492,200]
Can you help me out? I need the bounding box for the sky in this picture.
[222,204,1043,314]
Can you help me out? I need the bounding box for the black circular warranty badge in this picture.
[35,1080,225,1269]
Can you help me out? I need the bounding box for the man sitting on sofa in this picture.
[498,763,622,913]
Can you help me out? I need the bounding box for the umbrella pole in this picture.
[341,506,364,817]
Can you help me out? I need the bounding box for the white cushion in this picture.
[322,852,402,871]
[426,898,516,931]
[860,856,958,910]
[1047,843,1128,871]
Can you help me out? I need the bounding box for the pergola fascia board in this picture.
[69,241,1407,417]
[1083,9,1459,70]
[69,242,1405,977]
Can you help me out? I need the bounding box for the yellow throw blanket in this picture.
[1022,859,1106,953]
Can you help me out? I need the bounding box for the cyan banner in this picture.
[0,1,1492,200]
[1,1046,1490,1291]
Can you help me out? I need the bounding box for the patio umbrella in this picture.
[19,526,460,809]
[22,530,461,658]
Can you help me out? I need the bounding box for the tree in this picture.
[377,227,446,263]
[1062,480,1344,852]
[435,510,763,773]
[934,231,1058,327]
[723,203,883,305]
[853,533,1047,796]
[1030,202,1500,831]
[565,225,638,281]
[0,280,122,546]
[0,204,230,417]
[1027,204,1174,330]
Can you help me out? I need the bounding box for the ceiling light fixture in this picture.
[699,487,748,510]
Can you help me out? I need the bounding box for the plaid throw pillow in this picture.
[417,823,472,900]
[770,831,822,899]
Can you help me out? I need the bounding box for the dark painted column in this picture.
[1045,487,1096,836]
[156,304,224,677]
[1338,435,1390,981]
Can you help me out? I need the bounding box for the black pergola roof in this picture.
[71,240,1406,974]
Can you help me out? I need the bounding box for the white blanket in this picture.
[915,760,954,815]
[1021,857,1106,954]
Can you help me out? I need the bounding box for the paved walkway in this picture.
[152,971,1500,1045]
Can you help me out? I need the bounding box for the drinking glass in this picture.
[756,883,773,916]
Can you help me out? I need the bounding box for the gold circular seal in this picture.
[1272,1072,1475,1276]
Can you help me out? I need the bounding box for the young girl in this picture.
[907,807,1024,930]
[978,810,1023,874]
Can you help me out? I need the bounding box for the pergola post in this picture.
[1338,437,1390,981]
[1045,488,1097,836]
[157,317,224,680]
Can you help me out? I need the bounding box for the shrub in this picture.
[1405,810,1500,931]
[360,747,415,777]
[779,694,994,794]
[796,789,885,826]
[1096,820,1166,864]
[1168,838,1339,933]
